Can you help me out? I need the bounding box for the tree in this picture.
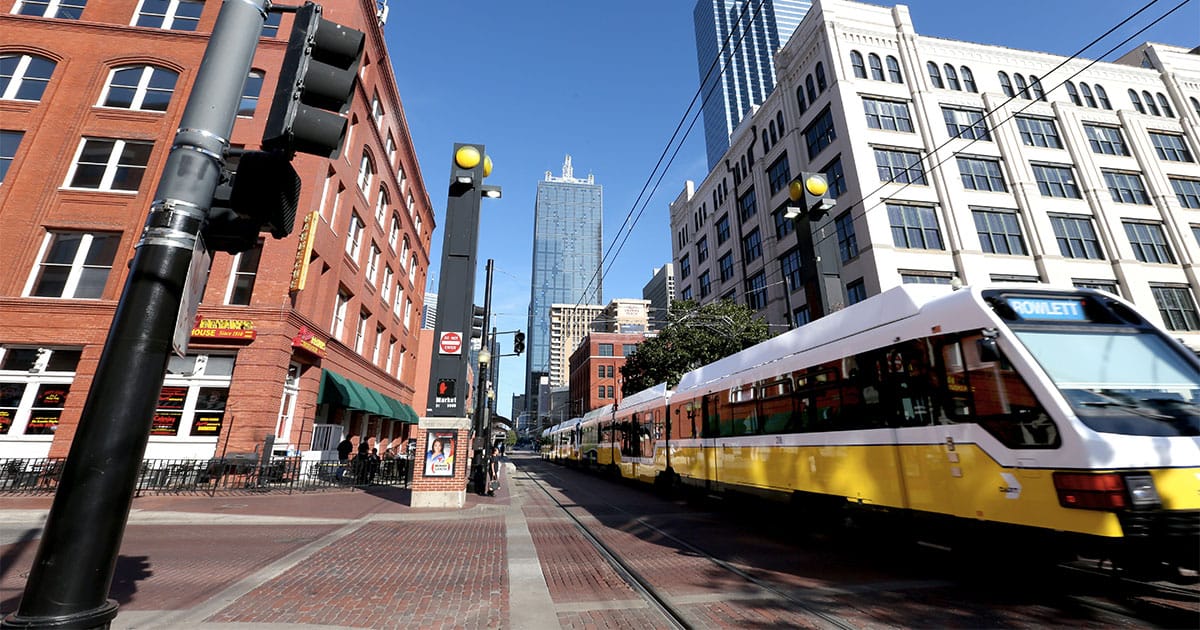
[620,300,770,395]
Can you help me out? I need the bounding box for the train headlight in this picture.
[1123,474,1161,507]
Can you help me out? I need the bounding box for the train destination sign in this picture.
[1005,297,1088,322]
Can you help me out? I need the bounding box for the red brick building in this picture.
[0,0,433,460]
[568,333,647,415]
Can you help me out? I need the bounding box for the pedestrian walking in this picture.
[336,435,353,482]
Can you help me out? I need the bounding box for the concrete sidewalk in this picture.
[0,459,559,630]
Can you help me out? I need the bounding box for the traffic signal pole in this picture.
[2,2,267,628]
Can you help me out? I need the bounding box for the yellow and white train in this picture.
[543,284,1200,572]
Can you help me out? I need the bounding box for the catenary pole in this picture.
[2,2,268,628]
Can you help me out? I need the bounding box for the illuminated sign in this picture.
[290,211,320,292]
[191,318,257,341]
[1005,298,1088,322]
[292,325,328,357]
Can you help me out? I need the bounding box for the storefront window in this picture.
[0,346,80,438]
[152,353,235,440]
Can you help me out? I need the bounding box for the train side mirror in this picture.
[977,337,1001,363]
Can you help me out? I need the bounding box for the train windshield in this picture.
[1013,329,1200,437]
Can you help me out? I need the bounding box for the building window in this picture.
[1102,170,1150,205]
[345,212,364,261]
[65,138,154,192]
[850,51,866,78]
[957,156,1006,192]
[961,66,977,92]
[0,346,82,436]
[742,228,762,262]
[773,207,795,240]
[944,64,961,90]
[718,252,734,282]
[737,189,757,223]
[1123,222,1175,264]
[942,106,989,140]
[1193,225,1200,247]
[1084,124,1128,156]
[998,71,1014,97]
[835,212,858,262]
[381,266,392,305]
[389,214,401,249]
[886,56,903,83]
[696,236,708,264]
[374,188,389,225]
[1170,177,1200,209]
[366,243,381,283]
[261,10,280,37]
[681,285,693,301]
[1128,89,1145,114]
[357,151,374,192]
[1031,163,1081,198]
[99,65,177,112]
[780,248,802,291]
[370,91,383,125]
[14,0,86,19]
[926,62,943,89]
[972,208,1027,255]
[1049,214,1104,260]
[598,343,614,357]
[887,204,943,250]
[1073,279,1120,296]
[1015,116,1061,148]
[238,70,263,117]
[1,54,56,102]
[354,310,369,353]
[746,272,767,310]
[1149,132,1193,162]
[792,306,810,327]
[767,154,790,196]
[864,98,913,132]
[1143,91,1161,116]
[1,130,23,183]
[875,148,926,185]
[715,214,730,244]
[1150,285,1200,331]
[695,270,709,298]
[868,54,883,81]
[1029,75,1046,100]
[133,0,203,31]
[901,272,953,285]
[227,240,262,305]
[332,290,350,339]
[27,231,120,299]
[846,279,866,305]
[678,254,690,280]
[804,109,836,160]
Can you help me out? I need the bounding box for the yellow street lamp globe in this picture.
[788,180,805,202]
[483,155,493,177]
[804,174,828,196]
[455,145,481,169]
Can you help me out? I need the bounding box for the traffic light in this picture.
[513,331,525,355]
[262,2,365,158]
[203,151,300,253]
[786,172,837,221]
[470,305,485,341]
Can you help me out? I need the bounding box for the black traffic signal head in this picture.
[262,2,365,158]
[513,331,525,354]
[786,172,837,221]
[470,305,486,340]
[204,151,300,254]
[449,143,492,193]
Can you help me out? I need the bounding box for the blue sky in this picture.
[387,0,1198,419]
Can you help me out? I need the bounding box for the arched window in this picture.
[815,62,827,91]
[238,70,264,117]
[776,111,785,134]
[761,129,769,148]
[868,53,884,81]
[1156,93,1174,118]
[1095,84,1112,109]
[1066,82,1081,106]
[886,56,902,83]
[409,256,417,283]
[1128,89,1145,114]
[1079,83,1096,108]
[850,51,866,78]
[1013,73,1029,99]
[0,53,57,101]
[998,71,1013,97]
[926,62,943,88]
[356,151,374,191]
[961,66,977,92]
[389,214,400,249]
[768,120,777,145]
[795,86,807,115]
[375,187,389,224]
[1142,90,1160,116]
[99,64,178,112]
[944,64,960,90]
[1028,75,1045,101]
[1190,96,1200,117]
[805,75,816,103]
[400,236,410,266]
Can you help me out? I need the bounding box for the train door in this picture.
[702,392,721,492]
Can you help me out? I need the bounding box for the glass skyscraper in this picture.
[694,0,811,169]
[525,156,603,422]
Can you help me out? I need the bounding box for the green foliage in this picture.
[620,300,770,395]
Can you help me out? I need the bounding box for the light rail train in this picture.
[541,284,1200,573]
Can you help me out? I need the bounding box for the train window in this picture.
[760,377,796,433]
[725,383,758,435]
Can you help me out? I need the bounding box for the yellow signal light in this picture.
[483,155,493,177]
[454,145,481,169]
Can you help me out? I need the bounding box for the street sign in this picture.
[439,331,463,355]
[172,235,212,357]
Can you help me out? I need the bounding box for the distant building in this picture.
[421,292,437,330]
[672,0,1200,348]
[569,332,649,414]
[547,303,606,388]
[694,0,812,169]
[642,265,675,331]
[526,155,603,421]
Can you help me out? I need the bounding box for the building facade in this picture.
[642,264,675,331]
[568,332,648,415]
[0,0,434,459]
[525,155,603,418]
[547,303,605,388]
[672,0,1200,347]
[694,0,812,169]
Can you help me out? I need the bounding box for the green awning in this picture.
[318,370,419,424]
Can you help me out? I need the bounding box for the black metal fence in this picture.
[0,456,412,496]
